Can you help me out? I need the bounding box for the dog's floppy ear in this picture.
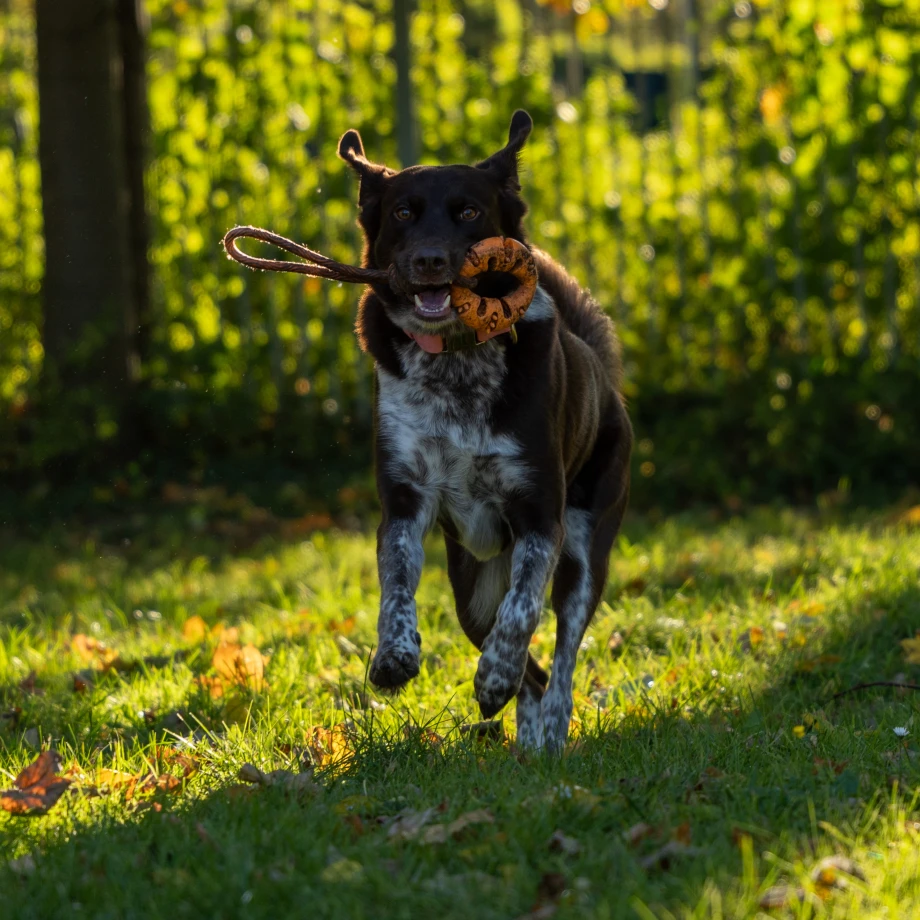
[475,109,533,188]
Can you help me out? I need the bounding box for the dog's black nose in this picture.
[412,248,449,277]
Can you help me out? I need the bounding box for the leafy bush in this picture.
[0,0,918,506]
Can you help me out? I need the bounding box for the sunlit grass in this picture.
[2,507,920,918]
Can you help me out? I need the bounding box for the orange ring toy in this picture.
[450,237,537,335]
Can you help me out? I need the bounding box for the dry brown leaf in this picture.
[212,641,265,691]
[236,763,318,796]
[420,809,494,844]
[0,751,71,817]
[95,769,136,790]
[623,821,655,847]
[307,724,351,768]
[387,806,438,841]
[810,855,866,889]
[182,615,208,643]
[18,672,42,696]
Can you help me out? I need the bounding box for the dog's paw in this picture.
[474,638,527,719]
[369,641,420,691]
[540,688,573,756]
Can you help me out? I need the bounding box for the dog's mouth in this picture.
[412,287,452,321]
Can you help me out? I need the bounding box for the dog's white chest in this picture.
[377,347,529,561]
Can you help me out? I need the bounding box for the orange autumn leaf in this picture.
[71,634,120,671]
[212,642,265,691]
[328,616,356,636]
[193,674,225,698]
[307,724,351,768]
[182,615,208,643]
[1,751,71,817]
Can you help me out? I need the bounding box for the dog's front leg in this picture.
[369,487,431,691]
[474,525,560,719]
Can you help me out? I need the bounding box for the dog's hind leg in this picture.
[543,415,631,753]
[473,521,561,721]
[446,535,548,743]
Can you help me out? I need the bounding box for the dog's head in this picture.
[338,110,533,337]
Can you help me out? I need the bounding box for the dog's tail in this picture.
[523,652,549,693]
[531,248,622,388]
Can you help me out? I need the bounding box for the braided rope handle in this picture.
[222,224,478,291]
[222,225,390,284]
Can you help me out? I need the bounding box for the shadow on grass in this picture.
[3,571,920,919]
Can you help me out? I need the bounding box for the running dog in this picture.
[338,110,632,751]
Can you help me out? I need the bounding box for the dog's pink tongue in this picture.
[407,331,444,354]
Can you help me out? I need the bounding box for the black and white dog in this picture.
[338,110,632,752]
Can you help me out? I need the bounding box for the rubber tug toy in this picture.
[222,226,539,347]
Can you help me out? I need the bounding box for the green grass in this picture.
[2,504,920,919]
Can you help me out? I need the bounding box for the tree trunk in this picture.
[36,0,146,396]
[392,0,417,167]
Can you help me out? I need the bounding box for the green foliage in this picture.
[1,0,919,503]
[2,508,920,916]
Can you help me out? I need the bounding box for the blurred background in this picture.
[0,0,918,524]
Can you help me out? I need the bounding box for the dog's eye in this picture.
[460,206,479,221]
[394,206,412,221]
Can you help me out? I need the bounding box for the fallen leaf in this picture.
[236,763,319,796]
[901,632,920,665]
[320,857,363,883]
[193,674,225,698]
[328,616,356,636]
[18,672,43,696]
[420,809,494,844]
[212,641,265,691]
[810,855,866,889]
[72,671,94,693]
[536,871,567,904]
[0,751,71,817]
[71,634,120,671]
[182,615,208,643]
[896,505,920,527]
[95,769,136,791]
[623,822,655,847]
[387,807,438,841]
[796,654,843,673]
[759,885,805,909]
[307,724,351,768]
[548,829,581,855]
[673,822,692,845]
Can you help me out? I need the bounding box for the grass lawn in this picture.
[2,502,920,919]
